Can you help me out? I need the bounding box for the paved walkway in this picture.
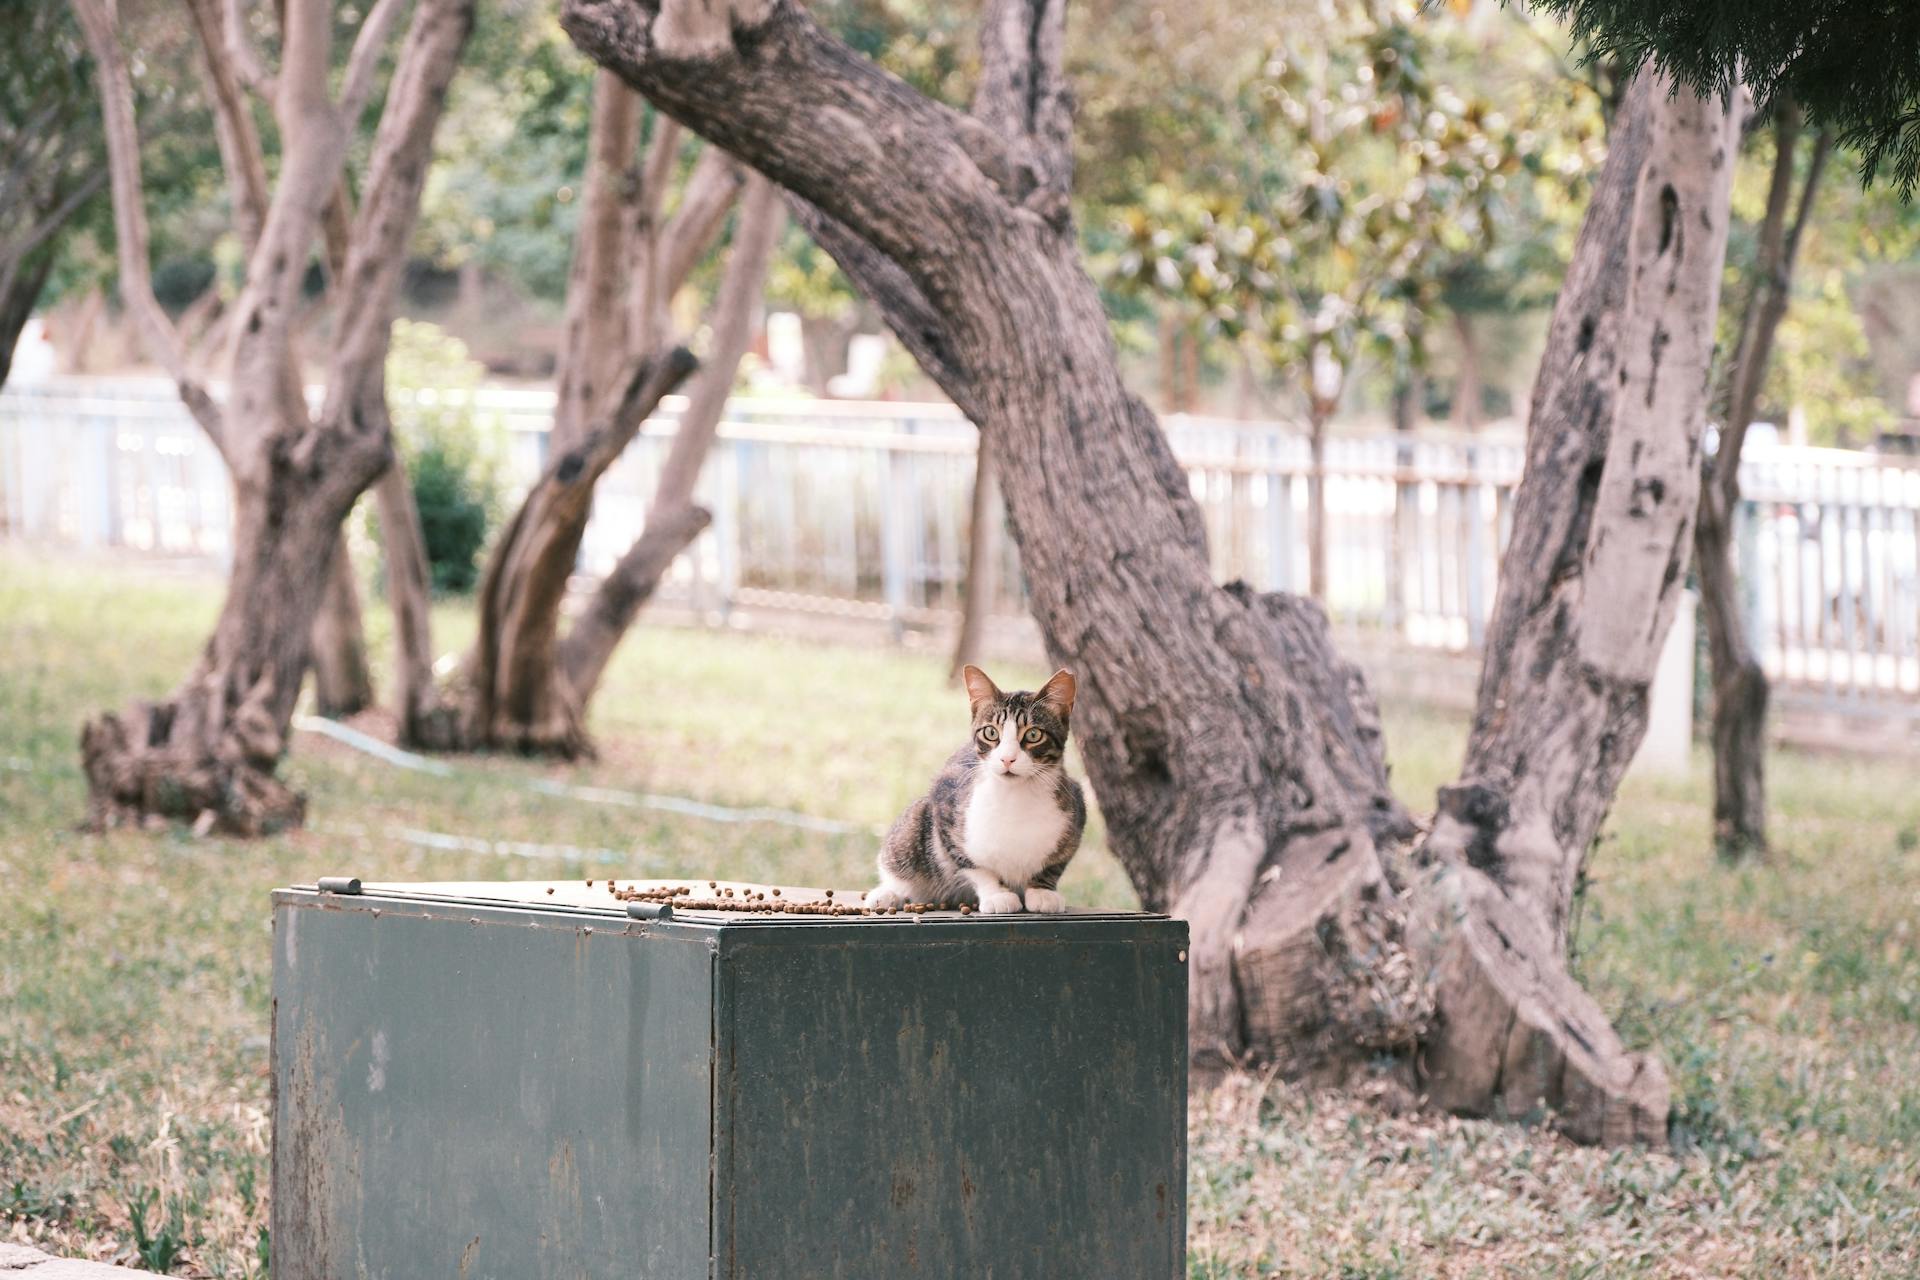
[0,1245,159,1278]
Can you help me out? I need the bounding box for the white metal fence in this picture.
[4,376,1918,724]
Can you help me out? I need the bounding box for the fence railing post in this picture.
[880,444,909,643]
[1266,436,1293,592]
[712,435,742,623]
[1464,443,1486,650]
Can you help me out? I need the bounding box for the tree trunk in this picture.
[448,83,750,755]
[554,70,641,451]
[82,439,394,832]
[75,0,475,830]
[948,433,999,680]
[566,0,1738,1144]
[1450,308,1481,430]
[306,544,375,717]
[1694,106,1830,864]
[1158,311,1178,411]
[460,351,696,753]
[560,175,783,708]
[1696,489,1768,858]
[799,312,854,395]
[0,253,54,392]
[1427,72,1744,945]
[374,461,463,746]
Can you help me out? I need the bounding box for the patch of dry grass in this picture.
[3,549,1917,1276]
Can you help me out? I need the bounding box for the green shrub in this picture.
[372,320,509,595]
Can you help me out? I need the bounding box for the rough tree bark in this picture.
[74,0,473,833]
[447,72,762,754]
[565,0,1742,1144]
[1695,103,1830,863]
[190,0,382,723]
[1418,73,1744,1132]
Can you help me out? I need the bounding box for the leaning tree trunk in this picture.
[1695,106,1830,863]
[569,0,1743,1145]
[460,351,696,753]
[1416,72,1742,1136]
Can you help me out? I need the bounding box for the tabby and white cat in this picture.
[865,666,1086,914]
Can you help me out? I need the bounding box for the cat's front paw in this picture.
[975,888,1024,915]
[865,885,910,910]
[1023,887,1066,914]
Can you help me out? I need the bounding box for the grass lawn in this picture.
[2,546,1918,1277]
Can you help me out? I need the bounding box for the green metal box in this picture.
[270,879,1188,1279]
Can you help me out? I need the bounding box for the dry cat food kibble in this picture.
[605,882,972,918]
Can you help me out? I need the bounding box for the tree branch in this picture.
[186,0,272,254]
[785,195,970,401]
[324,0,474,400]
[337,0,412,125]
[223,0,278,99]
[69,0,226,454]
[2,168,105,269]
[656,146,747,301]
[626,110,684,351]
[630,142,745,354]
[1715,106,1831,513]
[561,0,1004,305]
[553,70,641,450]
[973,0,1074,219]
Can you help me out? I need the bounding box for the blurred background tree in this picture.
[1101,0,1604,596]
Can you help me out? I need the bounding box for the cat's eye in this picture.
[979,725,1000,744]
[1022,728,1046,747]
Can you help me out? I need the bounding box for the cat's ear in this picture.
[1036,669,1077,718]
[962,665,1004,715]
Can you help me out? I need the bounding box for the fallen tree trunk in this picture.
[566,0,1741,1144]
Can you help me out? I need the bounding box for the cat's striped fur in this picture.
[866,667,1086,914]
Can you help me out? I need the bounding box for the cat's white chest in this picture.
[962,774,1066,886]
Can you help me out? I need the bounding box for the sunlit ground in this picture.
[2,547,1916,1276]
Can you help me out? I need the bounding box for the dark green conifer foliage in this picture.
[1527,0,1920,193]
